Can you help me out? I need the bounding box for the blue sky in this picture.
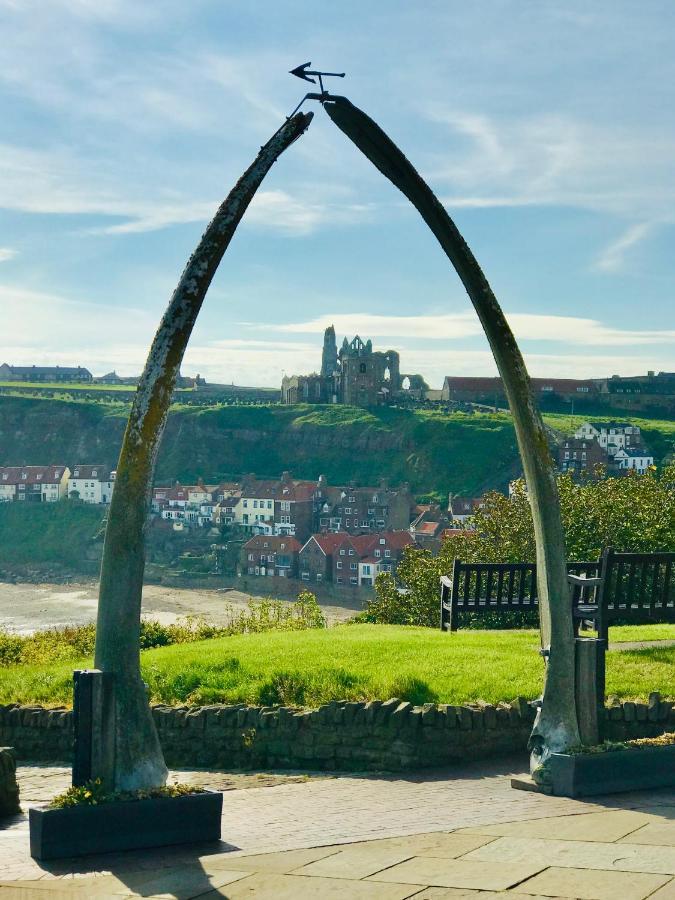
[1,0,674,388]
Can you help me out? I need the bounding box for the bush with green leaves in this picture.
[364,466,675,628]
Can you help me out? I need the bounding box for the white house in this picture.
[613,448,654,474]
[68,465,115,504]
[574,422,642,457]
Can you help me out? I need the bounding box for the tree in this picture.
[94,111,313,791]
[367,466,675,628]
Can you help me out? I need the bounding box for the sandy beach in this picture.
[0,580,360,635]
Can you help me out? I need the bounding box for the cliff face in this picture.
[0,397,521,497]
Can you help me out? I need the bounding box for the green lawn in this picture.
[1,624,672,709]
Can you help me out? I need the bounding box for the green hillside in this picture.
[0,396,673,500]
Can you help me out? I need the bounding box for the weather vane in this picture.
[287,62,346,118]
[289,62,345,95]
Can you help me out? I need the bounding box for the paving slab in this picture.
[291,845,418,879]
[457,809,654,842]
[466,834,675,874]
[199,871,423,898]
[367,857,545,891]
[619,822,675,846]
[221,845,343,874]
[515,865,671,900]
[345,832,497,857]
[647,879,675,898]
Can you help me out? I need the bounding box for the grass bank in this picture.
[1,624,672,709]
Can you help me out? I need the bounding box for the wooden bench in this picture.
[595,549,675,641]
[440,549,675,639]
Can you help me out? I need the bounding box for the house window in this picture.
[243,500,248,508]
[379,538,385,545]
[384,549,391,558]
[363,565,371,575]
[320,518,329,526]
[301,572,310,581]
[339,548,345,555]
[350,577,358,584]
[316,573,322,582]
[345,507,351,514]
[337,561,342,569]
[253,500,258,508]
[281,501,290,511]
[349,495,356,503]
[368,508,374,515]
[345,519,351,526]
[374,549,381,557]
[268,500,273,509]
[350,562,357,570]
[336,577,343,584]
[348,549,354,556]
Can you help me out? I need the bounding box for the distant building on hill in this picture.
[441,376,597,407]
[0,364,92,383]
[281,326,428,407]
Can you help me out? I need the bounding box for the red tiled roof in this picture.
[414,522,440,536]
[243,535,301,552]
[0,465,67,485]
[304,533,350,555]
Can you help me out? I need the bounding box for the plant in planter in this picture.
[30,780,222,861]
[523,732,675,798]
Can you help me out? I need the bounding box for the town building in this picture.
[0,466,70,502]
[299,530,414,587]
[613,447,654,474]
[448,496,483,524]
[573,422,643,457]
[240,535,301,578]
[0,364,92,383]
[314,479,415,535]
[68,465,116,504]
[559,439,609,475]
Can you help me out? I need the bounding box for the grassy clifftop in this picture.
[0,397,672,499]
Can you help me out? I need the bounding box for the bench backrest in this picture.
[442,559,599,612]
[601,549,675,619]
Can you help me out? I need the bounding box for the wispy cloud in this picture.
[594,222,656,272]
[258,311,675,348]
[0,247,17,262]
[426,107,675,227]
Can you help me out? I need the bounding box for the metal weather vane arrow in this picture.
[289,62,345,94]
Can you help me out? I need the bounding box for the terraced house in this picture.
[68,465,116,504]
[0,466,70,502]
[299,530,414,587]
[240,535,301,578]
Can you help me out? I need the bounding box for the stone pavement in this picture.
[1,757,675,897]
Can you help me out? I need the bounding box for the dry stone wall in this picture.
[1,694,673,771]
[0,747,20,816]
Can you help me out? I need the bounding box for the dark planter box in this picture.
[549,745,675,798]
[29,789,222,860]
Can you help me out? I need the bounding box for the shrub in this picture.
[0,591,326,669]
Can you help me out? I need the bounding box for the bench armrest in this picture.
[567,574,604,587]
